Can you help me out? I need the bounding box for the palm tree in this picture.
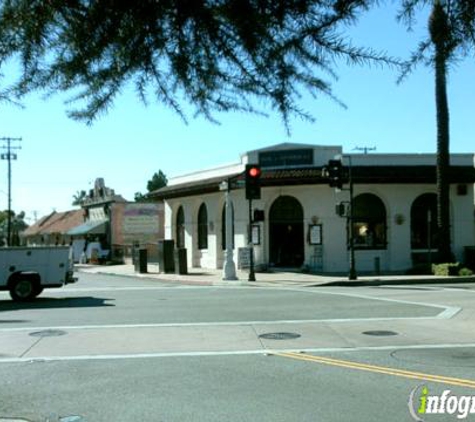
[430,1,452,262]
[399,0,475,262]
[72,190,87,206]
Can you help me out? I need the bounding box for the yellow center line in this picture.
[276,352,475,389]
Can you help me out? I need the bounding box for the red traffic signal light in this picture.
[249,167,261,178]
[245,164,261,200]
[247,166,261,178]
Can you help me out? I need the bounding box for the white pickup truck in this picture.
[0,246,76,301]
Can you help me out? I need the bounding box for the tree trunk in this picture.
[430,2,453,262]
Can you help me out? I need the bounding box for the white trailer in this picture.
[0,246,76,301]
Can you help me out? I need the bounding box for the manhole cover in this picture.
[29,329,67,338]
[259,332,301,340]
[362,330,398,336]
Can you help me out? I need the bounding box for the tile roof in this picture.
[23,209,84,236]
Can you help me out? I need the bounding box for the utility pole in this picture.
[353,146,376,154]
[1,137,22,246]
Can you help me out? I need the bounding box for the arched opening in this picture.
[411,193,438,249]
[176,206,185,248]
[352,193,387,249]
[197,203,208,250]
[269,196,304,267]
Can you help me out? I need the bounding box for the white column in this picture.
[222,186,237,280]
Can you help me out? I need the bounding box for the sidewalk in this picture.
[74,263,475,288]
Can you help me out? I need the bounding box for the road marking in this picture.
[0,311,460,333]
[2,343,475,364]
[276,352,475,389]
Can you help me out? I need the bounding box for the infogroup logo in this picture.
[409,385,475,420]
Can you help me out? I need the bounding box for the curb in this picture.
[313,276,475,288]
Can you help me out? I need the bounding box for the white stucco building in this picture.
[150,143,475,274]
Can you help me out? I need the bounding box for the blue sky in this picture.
[0,3,473,223]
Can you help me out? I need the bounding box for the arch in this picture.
[176,206,185,249]
[197,203,208,250]
[411,193,438,249]
[269,195,304,267]
[352,193,387,249]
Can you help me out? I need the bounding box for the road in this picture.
[1,272,475,421]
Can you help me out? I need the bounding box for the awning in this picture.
[67,220,107,236]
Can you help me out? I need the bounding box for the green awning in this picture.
[67,220,107,236]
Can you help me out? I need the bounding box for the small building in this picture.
[24,178,164,263]
[149,143,475,274]
[65,178,164,263]
[22,210,84,246]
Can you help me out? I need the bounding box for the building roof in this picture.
[22,210,84,237]
[66,219,107,236]
[148,165,475,200]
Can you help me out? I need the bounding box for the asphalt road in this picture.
[1,273,475,422]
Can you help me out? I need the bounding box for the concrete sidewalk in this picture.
[74,263,475,288]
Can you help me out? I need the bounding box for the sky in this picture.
[0,3,473,224]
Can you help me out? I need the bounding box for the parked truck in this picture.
[0,246,76,301]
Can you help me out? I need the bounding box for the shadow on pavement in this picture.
[0,296,115,311]
[0,319,30,324]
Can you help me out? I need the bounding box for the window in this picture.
[198,203,208,250]
[352,194,387,249]
[176,206,185,249]
[221,203,235,250]
[411,193,438,249]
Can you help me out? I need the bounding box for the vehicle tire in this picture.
[9,278,37,302]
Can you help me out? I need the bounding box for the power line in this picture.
[1,137,22,246]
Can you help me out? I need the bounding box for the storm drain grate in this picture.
[29,329,67,338]
[362,330,398,337]
[259,332,301,340]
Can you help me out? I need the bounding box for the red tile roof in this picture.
[23,210,84,236]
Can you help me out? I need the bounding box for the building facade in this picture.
[150,143,475,274]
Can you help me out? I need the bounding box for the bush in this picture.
[432,263,460,276]
[459,267,474,276]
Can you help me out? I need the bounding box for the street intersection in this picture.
[1,271,475,421]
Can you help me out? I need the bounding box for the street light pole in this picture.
[248,197,256,281]
[220,179,237,281]
[1,137,22,246]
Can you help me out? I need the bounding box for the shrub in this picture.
[432,263,460,276]
[459,267,474,276]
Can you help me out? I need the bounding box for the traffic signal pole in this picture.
[348,157,357,280]
[244,164,261,282]
[324,156,357,280]
[248,197,256,281]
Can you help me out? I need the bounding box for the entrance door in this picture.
[269,196,304,267]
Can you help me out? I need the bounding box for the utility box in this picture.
[135,248,148,274]
[158,240,175,273]
[174,248,187,275]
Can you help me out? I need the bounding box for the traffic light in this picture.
[245,164,261,200]
[325,159,344,189]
